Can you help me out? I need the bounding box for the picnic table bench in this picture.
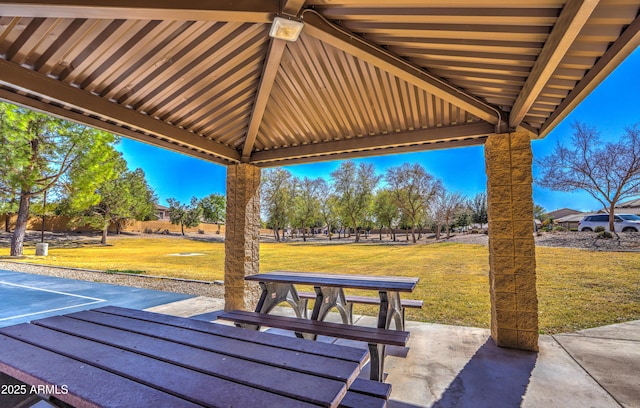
[296,291,423,327]
[245,271,420,331]
[226,271,420,382]
[0,306,389,408]
[218,310,409,382]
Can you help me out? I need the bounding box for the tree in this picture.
[199,193,226,234]
[0,102,118,256]
[98,168,157,240]
[534,204,547,222]
[385,163,440,243]
[331,161,380,243]
[167,197,202,235]
[62,151,157,244]
[431,188,465,239]
[537,122,640,232]
[372,189,400,241]
[291,177,322,241]
[317,179,338,241]
[469,192,488,227]
[261,168,293,241]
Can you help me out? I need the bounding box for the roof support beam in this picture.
[509,0,600,129]
[0,59,241,162]
[0,89,233,166]
[300,9,505,129]
[540,12,640,138]
[255,138,487,167]
[0,0,277,22]
[282,0,306,17]
[251,122,494,164]
[241,39,287,162]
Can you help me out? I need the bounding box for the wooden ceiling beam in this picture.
[509,0,600,129]
[255,138,487,167]
[241,39,287,162]
[0,89,233,166]
[0,0,277,22]
[250,122,494,164]
[539,12,640,138]
[0,59,241,162]
[300,9,506,129]
[282,0,306,17]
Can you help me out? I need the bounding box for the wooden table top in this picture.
[246,271,419,292]
[0,306,367,408]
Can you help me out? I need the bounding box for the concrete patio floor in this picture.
[148,296,639,408]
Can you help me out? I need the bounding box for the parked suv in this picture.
[578,214,640,232]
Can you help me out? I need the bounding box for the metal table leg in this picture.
[378,291,404,330]
[240,282,308,331]
[310,286,352,324]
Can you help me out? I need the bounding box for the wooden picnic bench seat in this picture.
[340,379,391,408]
[217,310,409,382]
[297,291,423,328]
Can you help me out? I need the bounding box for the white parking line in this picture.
[0,281,106,321]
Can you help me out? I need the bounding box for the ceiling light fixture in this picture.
[269,16,304,42]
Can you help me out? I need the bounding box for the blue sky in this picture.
[117,47,640,213]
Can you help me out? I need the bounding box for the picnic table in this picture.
[0,306,377,408]
[245,271,420,330]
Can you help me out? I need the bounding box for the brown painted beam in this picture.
[0,0,277,22]
[300,9,505,128]
[254,137,487,167]
[0,88,233,166]
[540,12,640,138]
[509,0,600,129]
[282,0,306,17]
[241,39,287,162]
[0,59,241,162]
[250,121,494,164]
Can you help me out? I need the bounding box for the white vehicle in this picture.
[578,214,640,232]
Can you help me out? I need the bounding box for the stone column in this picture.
[224,163,261,311]
[485,131,539,351]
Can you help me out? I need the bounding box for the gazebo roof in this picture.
[0,1,638,167]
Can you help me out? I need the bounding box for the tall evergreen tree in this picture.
[0,102,118,255]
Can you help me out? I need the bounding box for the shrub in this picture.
[596,231,613,239]
[594,226,606,233]
[552,226,568,232]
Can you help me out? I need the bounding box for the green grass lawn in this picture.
[2,236,639,334]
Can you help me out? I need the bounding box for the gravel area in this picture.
[0,261,225,299]
[447,230,640,251]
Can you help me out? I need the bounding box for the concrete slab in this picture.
[145,296,225,317]
[0,270,193,327]
[522,336,620,408]
[147,298,639,408]
[554,334,640,408]
[570,320,640,342]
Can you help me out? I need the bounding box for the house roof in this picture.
[616,197,640,208]
[555,213,591,223]
[0,1,638,167]
[546,207,582,219]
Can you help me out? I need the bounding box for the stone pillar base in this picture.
[224,164,261,311]
[485,132,539,351]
